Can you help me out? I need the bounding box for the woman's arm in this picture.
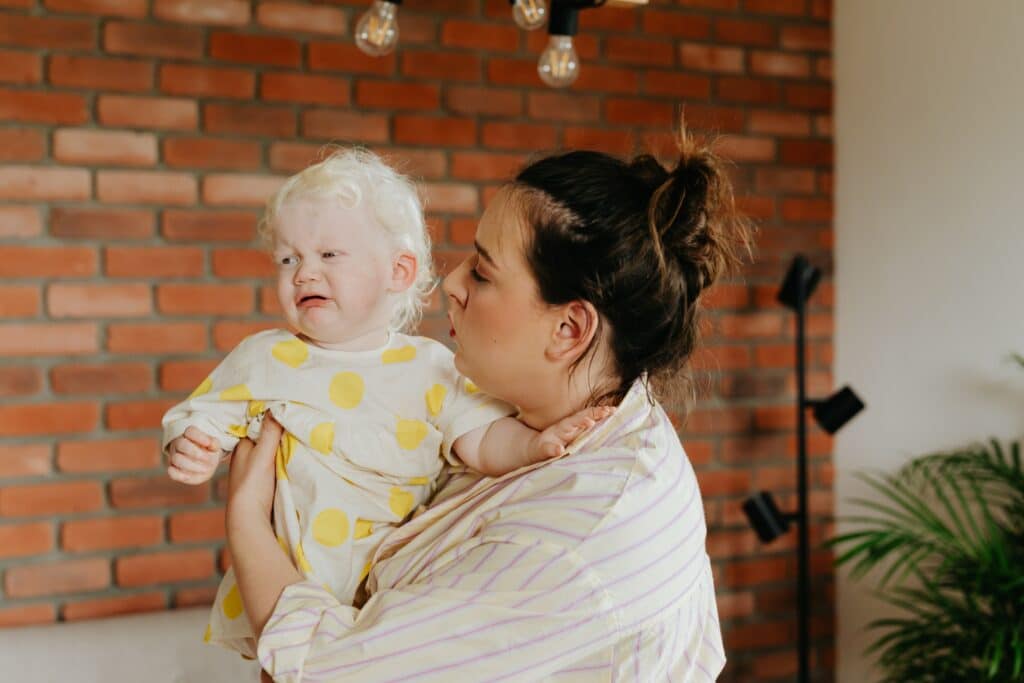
[225,417,304,636]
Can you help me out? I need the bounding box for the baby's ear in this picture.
[389,251,418,293]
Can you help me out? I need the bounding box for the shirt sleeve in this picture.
[428,355,515,465]
[257,537,621,682]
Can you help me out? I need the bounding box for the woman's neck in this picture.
[516,360,620,430]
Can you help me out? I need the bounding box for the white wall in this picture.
[835,1,1024,681]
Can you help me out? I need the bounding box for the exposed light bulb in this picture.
[537,35,578,88]
[355,0,399,57]
[511,0,547,30]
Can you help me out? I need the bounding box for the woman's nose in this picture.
[442,258,468,308]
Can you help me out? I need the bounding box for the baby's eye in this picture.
[277,255,298,266]
[321,251,339,259]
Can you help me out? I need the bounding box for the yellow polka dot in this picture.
[219,384,252,401]
[277,535,290,557]
[247,400,265,418]
[312,508,350,547]
[465,380,479,394]
[382,345,417,364]
[272,338,309,368]
[389,486,415,519]
[294,542,312,573]
[222,584,243,620]
[310,422,334,454]
[329,372,364,409]
[395,419,428,450]
[228,424,247,438]
[189,377,213,400]
[275,433,296,480]
[425,384,447,417]
[203,623,212,642]
[360,560,373,581]
[408,476,430,486]
[354,519,373,539]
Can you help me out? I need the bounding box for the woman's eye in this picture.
[470,267,487,283]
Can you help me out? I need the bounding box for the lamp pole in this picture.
[794,255,811,683]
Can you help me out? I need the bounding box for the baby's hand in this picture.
[530,406,615,462]
[167,426,222,485]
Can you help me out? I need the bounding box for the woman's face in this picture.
[442,187,556,406]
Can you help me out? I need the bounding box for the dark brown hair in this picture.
[513,126,754,407]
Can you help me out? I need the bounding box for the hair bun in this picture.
[627,154,670,191]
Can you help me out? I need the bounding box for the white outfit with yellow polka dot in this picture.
[161,329,511,658]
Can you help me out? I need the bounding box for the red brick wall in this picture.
[0,0,833,680]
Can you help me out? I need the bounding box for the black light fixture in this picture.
[742,254,865,683]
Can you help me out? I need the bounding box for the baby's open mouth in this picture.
[298,295,328,305]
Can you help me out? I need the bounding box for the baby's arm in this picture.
[453,407,612,477]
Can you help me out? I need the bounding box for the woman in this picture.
[227,127,753,681]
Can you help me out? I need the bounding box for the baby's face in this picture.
[271,197,396,350]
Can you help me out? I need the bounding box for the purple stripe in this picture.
[634,631,641,680]
[516,546,568,590]
[479,540,538,591]
[555,662,609,674]
[449,542,499,588]
[485,520,584,542]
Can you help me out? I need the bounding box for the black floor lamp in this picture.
[742,254,865,683]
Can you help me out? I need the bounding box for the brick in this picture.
[420,183,478,214]
[0,366,41,398]
[780,139,832,165]
[159,359,218,392]
[48,54,152,92]
[395,12,437,45]
[262,72,350,106]
[210,31,301,67]
[0,48,41,85]
[104,21,204,59]
[0,402,100,437]
[106,398,178,431]
[573,64,640,95]
[0,480,104,516]
[159,63,254,99]
[63,592,165,621]
[51,362,152,395]
[446,85,522,116]
[204,102,295,137]
[0,323,98,357]
[781,198,831,222]
[174,585,218,607]
[755,168,816,194]
[0,128,44,163]
[744,0,805,15]
[213,320,275,350]
[169,508,225,542]
[50,207,154,240]
[163,137,261,171]
[0,285,40,318]
[154,0,250,25]
[0,443,51,479]
[751,50,810,78]
[786,83,832,110]
[97,170,197,205]
[0,521,52,558]
[62,515,162,553]
[309,42,396,76]
[749,110,811,136]
[441,20,518,52]
[563,127,635,156]
[202,174,285,207]
[451,152,526,181]
[54,129,157,167]
[162,209,256,242]
[0,166,90,201]
[0,87,87,124]
[0,14,94,49]
[719,312,784,339]
[0,604,55,628]
[480,122,557,151]
[257,1,346,35]
[0,246,96,278]
[356,81,438,110]
[0,205,41,238]
[302,109,389,143]
[641,10,710,39]
[606,37,675,67]
[157,283,254,316]
[725,555,790,587]
[605,98,674,127]
[717,76,780,104]
[43,0,148,16]
[699,469,752,496]
[106,246,205,279]
[116,549,214,587]
[382,148,447,179]
[57,436,160,473]
[714,135,776,162]
[268,142,320,172]
[110,476,209,509]
[714,17,776,46]
[98,95,198,130]
[259,285,282,314]
[401,50,481,82]
[212,248,274,278]
[107,322,207,354]
[4,558,110,598]
[645,71,712,98]
[781,25,830,52]
[529,93,601,123]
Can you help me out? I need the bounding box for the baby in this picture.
[161,148,606,657]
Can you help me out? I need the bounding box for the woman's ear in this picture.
[546,300,600,364]
[389,251,418,293]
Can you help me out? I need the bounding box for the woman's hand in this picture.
[226,416,283,527]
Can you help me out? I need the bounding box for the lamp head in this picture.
[743,491,791,543]
[777,254,822,311]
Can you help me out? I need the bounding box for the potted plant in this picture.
[831,356,1024,682]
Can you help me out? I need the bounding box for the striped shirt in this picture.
[258,379,724,682]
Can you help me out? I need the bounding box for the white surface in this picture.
[835,1,1024,681]
[0,607,259,682]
